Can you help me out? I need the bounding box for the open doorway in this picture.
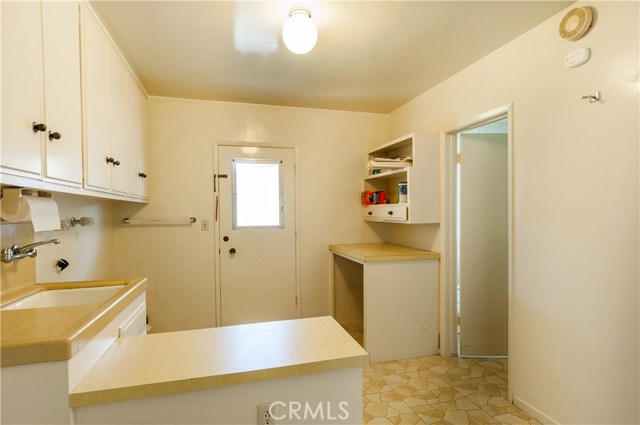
[440,104,513,392]
[456,118,509,357]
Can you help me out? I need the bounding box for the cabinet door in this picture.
[42,1,82,185]
[1,0,44,177]
[82,7,111,191]
[109,52,128,194]
[126,74,148,198]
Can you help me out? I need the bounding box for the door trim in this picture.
[440,103,513,399]
[212,141,301,327]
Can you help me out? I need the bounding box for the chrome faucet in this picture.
[1,239,60,263]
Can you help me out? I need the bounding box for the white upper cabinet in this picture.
[41,1,83,185]
[127,74,149,199]
[1,0,43,177]
[363,133,440,224]
[82,5,142,197]
[1,1,82,184]
[1,2,148,203]
[109,53,129,194]
[82,5,114,193]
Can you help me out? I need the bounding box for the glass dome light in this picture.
[282,8,317,55]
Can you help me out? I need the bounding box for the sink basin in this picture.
[1,285,125,311]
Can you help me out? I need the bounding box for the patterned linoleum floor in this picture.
[343,324,541,424]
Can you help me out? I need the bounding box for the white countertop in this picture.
[70,316,368,407]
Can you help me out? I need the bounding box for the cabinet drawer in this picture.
[363,205,407,222]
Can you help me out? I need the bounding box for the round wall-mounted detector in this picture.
[559,6,593,41]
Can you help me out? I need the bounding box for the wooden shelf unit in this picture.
[363,133,440,224]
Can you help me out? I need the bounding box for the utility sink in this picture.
[1,285,125,311]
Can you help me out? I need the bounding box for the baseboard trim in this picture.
[512,396,559,424]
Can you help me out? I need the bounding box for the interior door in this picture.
[217,146,297,326]
[458,132,508,356]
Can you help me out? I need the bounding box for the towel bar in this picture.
[122,217,196,225]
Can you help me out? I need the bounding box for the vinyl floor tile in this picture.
[362,355,541,425]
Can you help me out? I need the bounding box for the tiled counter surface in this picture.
[70,316,369,408]
[0,278,147,366]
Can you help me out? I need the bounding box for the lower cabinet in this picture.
[330,243,440,363]
[0,293,146,425]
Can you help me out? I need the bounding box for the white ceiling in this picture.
[90,1,572,113]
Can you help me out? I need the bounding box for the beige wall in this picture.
[387,2,639,423]
[113,98,388,332]
[1,194,115,290]
[35,193,116,283]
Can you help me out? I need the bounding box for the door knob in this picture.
[32,122,47,133]
[48,131,61,141]
[229,248,236,255]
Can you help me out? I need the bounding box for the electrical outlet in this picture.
[257,403,277,425]
[201,219,209,231]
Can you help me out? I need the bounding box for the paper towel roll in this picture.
[1,195,61,232]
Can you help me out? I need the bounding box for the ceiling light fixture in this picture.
[282,8,317,55]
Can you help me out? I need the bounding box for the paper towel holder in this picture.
[1,188,52,216]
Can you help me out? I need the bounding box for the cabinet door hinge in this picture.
[295,296,298,307]
[456,154,462,164]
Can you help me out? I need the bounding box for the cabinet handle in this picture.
[113,160,121,166]
[387,210,394,216]
[229,248,236,255]
[32,122,47,133]
[106,157,115,164]
[367,211,373,216]
[48,131,61,141]
[138,172,147,178]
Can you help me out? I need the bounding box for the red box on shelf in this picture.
[377,191,387,204]
[361,191,387,205]
[362,191,375,205]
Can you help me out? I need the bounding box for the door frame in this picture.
[440,103,514,398]
[212,141,301,327]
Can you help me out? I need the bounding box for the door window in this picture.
[232,159,283,228]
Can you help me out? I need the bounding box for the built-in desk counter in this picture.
[329,243,440,263]
[330,243,440,362]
